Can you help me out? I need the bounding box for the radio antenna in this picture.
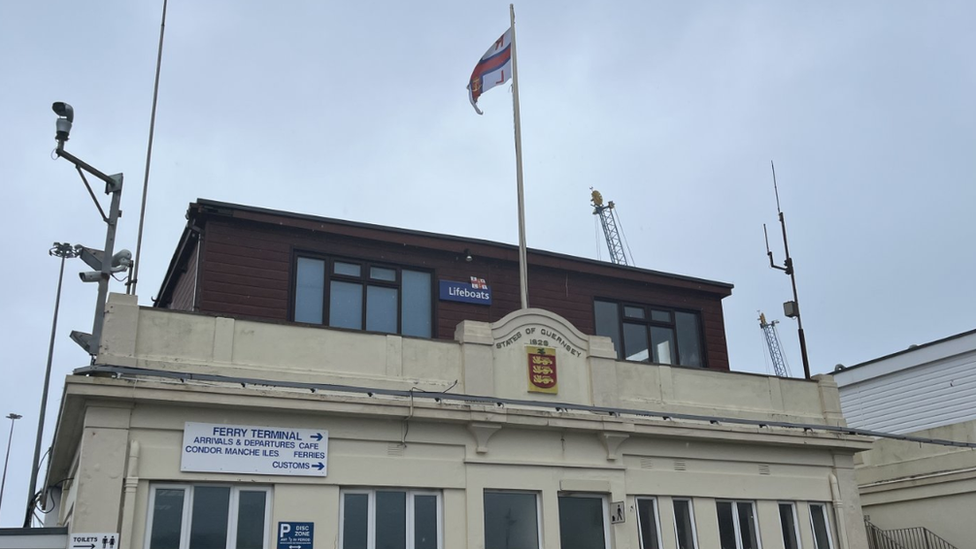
[763,161,811,380]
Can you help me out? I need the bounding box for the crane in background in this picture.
[590,189,632,266]
[758,312,793,378]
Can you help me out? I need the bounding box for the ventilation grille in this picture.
[673,460,687,471]
[388,443,405,456]
[640,458,654,469]
[758,464,771,475]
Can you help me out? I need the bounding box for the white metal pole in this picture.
[130,0,169,296]
[0,413,22,521]
[509,3,529,309]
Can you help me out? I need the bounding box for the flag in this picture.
[467,28,513,115]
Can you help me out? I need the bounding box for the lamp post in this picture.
[0,413,22,521]
[23,243,79,527]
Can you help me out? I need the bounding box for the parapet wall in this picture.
[98,293,844,426]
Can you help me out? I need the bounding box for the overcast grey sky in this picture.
[1,0,974,526]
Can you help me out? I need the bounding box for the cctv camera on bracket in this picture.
[52,102,74,142]
[79,271,102,283]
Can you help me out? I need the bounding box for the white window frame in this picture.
[144,484,273,549]
[338,488,443,549]
[671,497,700,549]
[557,493,611,549]
[808,503,834,549]
[778,501,801,549]
[716,500,762,549]
[635,497,664,549]
[483,490,543,549]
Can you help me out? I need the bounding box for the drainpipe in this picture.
[119,442,140,549]
[829,473,851,549]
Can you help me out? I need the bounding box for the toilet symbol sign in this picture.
[277,522,313,549]
[71,533,119,549]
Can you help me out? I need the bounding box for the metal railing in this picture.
[865,518,957,549]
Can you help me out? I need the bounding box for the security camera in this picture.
[79,271,102,283]
[52,101,74,142]
[111,249,132,271]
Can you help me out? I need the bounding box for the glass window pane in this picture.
[675,312,703,367]
[366,285,398,333]
[342,494,368,549]
[149,488,185,549]
[673,500,697,549]
[484,492,539,549]
[295,258,325,324]
[334,262,361,277]
[636,499,660,549]
[401,270,432,338]
[716,502,737,549]
[376,491,406,549]
[189,487,230,549]
[558,496,606,549]
[623,322,650,362]
[594,301,622,359]
[236,491,267,549]
[624,306,645,319]
[736,502,759,549]
[329,281,363,329]
[370,267,397,281]
[779,503,799,549]
[650,327,675,365]
[650,310,671,323]
[811,504,832,549]
[415,495,438,549]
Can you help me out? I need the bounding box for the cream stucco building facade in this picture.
[41,293,872,549]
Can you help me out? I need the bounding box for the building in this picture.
[35,200,873,549]
[833,329,976,548]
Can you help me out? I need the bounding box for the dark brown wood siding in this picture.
[165,240,199,312]
[192,217,731,371]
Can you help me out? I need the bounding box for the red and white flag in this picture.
[467,28,513,115]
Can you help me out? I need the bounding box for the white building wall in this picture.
[835,331,976,434]
[43,294,873,549]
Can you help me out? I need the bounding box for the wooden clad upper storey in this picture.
[156,199,734,371]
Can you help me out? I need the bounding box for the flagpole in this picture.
[509,3,529,309]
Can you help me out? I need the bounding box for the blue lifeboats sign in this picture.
[439,277,492,305]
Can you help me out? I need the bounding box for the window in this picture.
[340,489,441,549]
[593,300,704,367]
[778,503,800,549]
[294,256,432,338]
[558,494,609,549]
[809,504,833,549]
[484,491,540,549]
[716,500,760,549]
[636,498,663,549]
[672,498,699,549]
[146,485,271,549]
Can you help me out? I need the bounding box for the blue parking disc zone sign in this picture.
[278,522,313,549]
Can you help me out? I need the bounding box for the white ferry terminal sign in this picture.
[182,422,328,477]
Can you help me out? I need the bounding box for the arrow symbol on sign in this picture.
[74,545,95,549]
[310,433,323,441]
[312,462,325,471]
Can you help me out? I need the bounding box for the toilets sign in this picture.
[182,422,328,477]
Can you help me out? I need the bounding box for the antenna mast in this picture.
[763,161,811,380]
[590,189,630,266]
